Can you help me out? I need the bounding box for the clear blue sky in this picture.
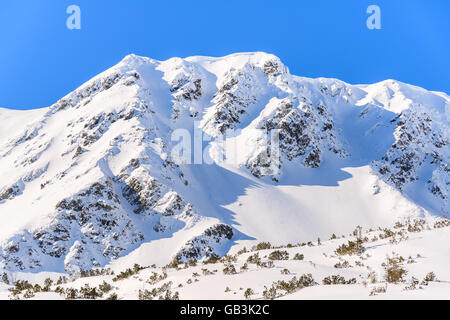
[1,0,449,110]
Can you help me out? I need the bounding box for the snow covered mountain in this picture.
[0,52,448,274]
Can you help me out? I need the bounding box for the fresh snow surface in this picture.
[1,218,449,300]
[0,52,448,300]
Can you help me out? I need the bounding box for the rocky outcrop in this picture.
[175,224,234,262]
[244,97,347,177]
[373,105,449,214]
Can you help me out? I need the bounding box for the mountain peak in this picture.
[0,52,448,273]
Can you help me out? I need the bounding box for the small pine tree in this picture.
[223,264,237,275]
[107,293,118,300]
[188,260,197,267]
[65,288,79,300]
[268,250,289,261]
[133,264,142,274]
[293,253,304,261]
[281,268,290,275]
[253,242,272,251]
[99,281,112,293]
[1,272,9,285]
[383,255,407,284]
[169,257,181,268]
[42,278,53,292]
[423,272,437,283]
[244,288,254,300]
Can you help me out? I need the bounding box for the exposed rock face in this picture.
[373,104,449,214]
[52,70,128,112]
[0,53,448,273]
[154,191,185,216]
[244,96,347,177]
[0,178,145,272]
[0,184,22,202]
[122,168,165,214]
[202,67,257,136]
[376,109,446,187]
[175,224,234,262]
[200,58,287,137]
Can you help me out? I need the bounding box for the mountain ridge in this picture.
[0,52,448,273]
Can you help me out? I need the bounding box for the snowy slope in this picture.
[0,52,448,276]
[2,217,449,300]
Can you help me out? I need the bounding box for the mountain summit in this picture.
[0,52,448,273]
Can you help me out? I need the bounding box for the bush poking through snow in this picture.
[268,250,289,260]
[263,274,317,299]
[9,280,33,296]
[99,281,112,294]
[113,264,145,282]
[383,254,407,284]
[281,268,291,275]
[223,264,237,275]
[293,253,304,261]
[369,284,387,296]
[203,254,220,264]
[42,278,53,292]
[367,272,377,284]
[65,288,79,300]
[167,257,181,269]
[138,289,154,300]
[247,253,261,264]
[244,288,254,300]
[107,293,118,300]
[422,272,438,285]
[80,283,103,299]
[160,289,180,300]
[252,242,272,251]
[148,271,168,285]
[322,275,356,285]
[335,239,364,256]
[404,277,421,291]
[334,260,351,269]
[257,260,275,269]
[1,273,9,285]
[138,281,177,300]
[202,268,214,276]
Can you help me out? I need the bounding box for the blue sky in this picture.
[1,0,449,110]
